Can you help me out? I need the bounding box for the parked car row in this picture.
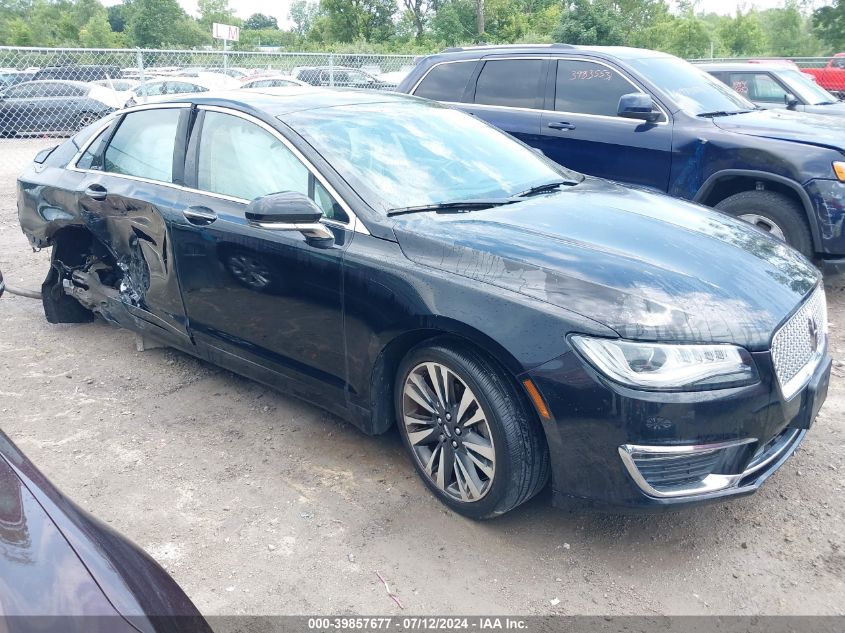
[0,62,407,137]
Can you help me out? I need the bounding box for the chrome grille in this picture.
[771,286,827,400]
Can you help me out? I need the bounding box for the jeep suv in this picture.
[397,45,845,266]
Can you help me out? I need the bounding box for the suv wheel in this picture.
[715,191,813,257]
[395,341,549,519]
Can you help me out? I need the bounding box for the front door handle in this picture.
[84,184,108,201]
[547,121,576,131]
[183,206,217,226]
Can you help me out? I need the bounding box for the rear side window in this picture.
[474,59,544,109]
[414,61,476,101]
[555,60,639,117]
[103,109,181,182]
[728,73,787,103]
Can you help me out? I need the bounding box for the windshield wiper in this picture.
[511,178,580,199]
[697,109,754,118]
[386,199,516,217]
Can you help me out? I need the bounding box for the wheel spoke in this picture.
[436,443,447,490]
[407,426,439,447]
[405,374,438,414]
[455,387,476,425]
[465,450,494,479]
[463,431,494,461]
[461,408,486,428]
[424,445,440,477]
[425,363,449,409]
[456,452,484,499]
[453,460,470,501]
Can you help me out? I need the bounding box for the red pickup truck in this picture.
[802,53,845,96]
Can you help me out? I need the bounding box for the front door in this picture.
[170,107,354,396]
[536,58,674,192]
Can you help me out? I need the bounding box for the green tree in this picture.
[813,0,845,52]
[290,0,318,37]
[718,8,764,56]
[553,0,624,46]
[107,4,126,32]
[198,0,236,30]
[125,0,193,47]
[79,12,117,46]
[244,13,278,30]
[320,0,397,42]
[430,0,476,45]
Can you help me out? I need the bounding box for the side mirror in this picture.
[784,93,800,109]
[617,93,661,123]
[245,191,334,249]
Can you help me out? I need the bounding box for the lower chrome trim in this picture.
[742,428,802,478]
[618,438,756,499]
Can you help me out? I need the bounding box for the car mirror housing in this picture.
[245,191,334,248]
[784,93,800,109]
[617,93,661,123]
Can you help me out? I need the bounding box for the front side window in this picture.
[414,61,476,101]
[43,82,86,98]
[729,73,787,103]
[286,101,576,214]
[196,111,347,222]
[555,60,640,117]
[103,108,181,182]
[8,83,45,98]
[473,59,544,109]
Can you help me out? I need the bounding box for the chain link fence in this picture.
[0,46,418,143]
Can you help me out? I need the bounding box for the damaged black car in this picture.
[14,89,830,518]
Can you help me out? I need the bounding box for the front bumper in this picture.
[525,348,830,510]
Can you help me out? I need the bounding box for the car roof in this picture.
[149,86,424,116]
[426,44,673,62]
[696,62,799,72]
[10,79,90,88]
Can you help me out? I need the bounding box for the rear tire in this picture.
[714,190,813,257]
[394,340,550,519]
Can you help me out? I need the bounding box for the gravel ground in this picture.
[1,138,844,617]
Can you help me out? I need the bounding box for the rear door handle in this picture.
[547,121,576,131]
[84,184,108,201]
[183,206,217,226]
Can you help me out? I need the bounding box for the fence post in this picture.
[136,48,148,103]
[329,52,334,87]
[223,39,228,72]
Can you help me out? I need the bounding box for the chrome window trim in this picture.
[618,437,756,499]
[411,55,669,125]
[68,103,368,235]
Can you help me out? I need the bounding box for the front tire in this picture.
[394,341,549,519]
[715,190,813,257]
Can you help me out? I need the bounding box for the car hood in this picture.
[804,102,845,116]
[393,178,819,350]
[712,108,845,151]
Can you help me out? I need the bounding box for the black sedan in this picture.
[0,430,211,630]
[14,88,830,518]
[0,80,122,137]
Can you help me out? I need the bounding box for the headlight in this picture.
[570,336,758,391]
[833,161,845,182]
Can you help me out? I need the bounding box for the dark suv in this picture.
[398,45,845,266]
[33,65,121,82]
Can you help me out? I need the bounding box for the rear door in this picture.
[536,57,673,192]
[461,57,547,147]
[70,104,193,346]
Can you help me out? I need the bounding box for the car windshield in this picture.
[285,101,579,214]
[628,56,756,116]
[779,69,839,105]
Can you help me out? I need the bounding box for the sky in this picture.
[137,0,831,30]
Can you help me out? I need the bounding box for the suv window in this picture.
[103,108,181,182]
[196,111,347,222]
[555,60,639,117]
[474,59,543,109]
[77,127,110,170]
[728,72,787,103]
[414,61,476,101]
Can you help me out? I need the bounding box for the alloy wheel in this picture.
[737,213,787,242]
[401,362,496,502]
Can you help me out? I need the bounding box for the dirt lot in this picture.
[1,138,844,617]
